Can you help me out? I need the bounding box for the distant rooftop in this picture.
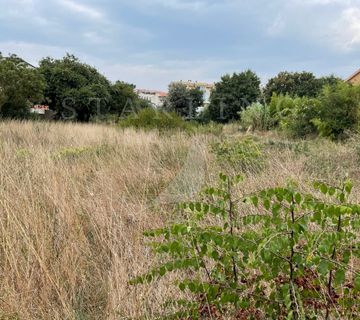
[136,89,168,97]
[175,80,215,89]
[3,55,36,69]
[346,69,360,83]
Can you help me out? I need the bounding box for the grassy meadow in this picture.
[0,121,359,319]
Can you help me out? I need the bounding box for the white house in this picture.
[136,89,168,108]
[30,105,49,115]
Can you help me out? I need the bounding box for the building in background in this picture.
[346,69,360,85]
[136,89,168,108]
[30,105,49,115]
[175,80,215,106]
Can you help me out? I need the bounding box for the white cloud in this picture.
[83,31,108,44]
[0,41,68,64]
[267,14,286,35]
[290,0,352,5]
[0,40,221,89]
[99,59,222,90]
[267,0,360,51]
[332,7,360,51]
[123,0,220,12]
[149,0,206,11]
[59,0,104,20]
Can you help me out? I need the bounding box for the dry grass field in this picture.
[0,121,359,319]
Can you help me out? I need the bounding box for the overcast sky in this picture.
[1,0,360,90]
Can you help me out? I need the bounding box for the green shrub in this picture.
[268,93,296,128]
[211,138,265,173]
[118,108,191,132]
[269,94,322,138]
[239,102,270,131]
[312,82,360,139]
[131,174,360,319]
[281,97,321,138]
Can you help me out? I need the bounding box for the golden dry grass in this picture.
[0,121,359,319]
[0,121,213,319]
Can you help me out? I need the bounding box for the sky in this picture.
[1,0,360,90]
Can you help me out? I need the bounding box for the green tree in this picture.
[264,71,336,102]
[314,82,360,139]
[39,54,111,122]
[109,81,150,116]
[164,83,204,119]
[0,53,44,118]
[189,87,205,114]
[208,70,261,123]
[317,75,342,89]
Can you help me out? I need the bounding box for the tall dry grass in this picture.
[0,121,216,319]
[0,121,359,319]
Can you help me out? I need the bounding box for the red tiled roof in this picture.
[32,105,49,110]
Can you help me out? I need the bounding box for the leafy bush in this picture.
[268,94,296,128]
[268,94,323,138]
[239,102,270,131]
[118,108,191,132]
[281,97,321,138]
[313,82,360,140]
[131,174,360,319]
[211,138,265,173]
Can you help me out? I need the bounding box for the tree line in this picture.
[0,53,149,121]
[1,52,357,139]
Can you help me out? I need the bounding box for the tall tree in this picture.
[317,75,342,89]
[264,71,342,102]
[164,83,204,119]
[0,53,44,118]
[208,70,261,123]
[109,81,150,116]
[39,54,111,121]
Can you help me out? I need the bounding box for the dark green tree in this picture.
[109,81,150,116]
[208,70,261,123]
[164,83,204,119]
[39,54,111,121]
[317,75,342,89]
[264,71,320,102]
[189,87,205,114]
[0,53,45,118]
[264,72,343,103]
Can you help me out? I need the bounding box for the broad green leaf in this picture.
[334,269,345,286]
